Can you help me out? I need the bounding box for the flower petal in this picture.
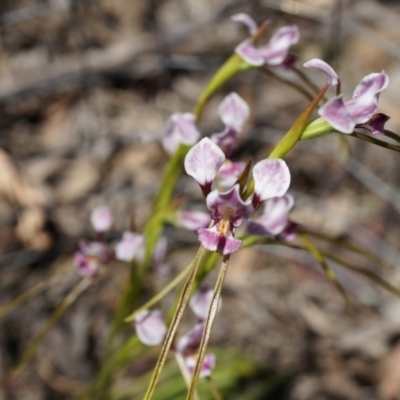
[206,185,253,224]
[352,71,389,99]
[162,113,201,155]
[134,310,167,346]
[231,13,258,35]
[177,210,211,231]
[190,288,215,320]
[356,113,390,135]
[259,25,299,66]
[184,138,226,194]
[319,95,355,134]
[247,194,294,236]
[73,252,99,277]
[176,323,205,354]
[79,239,112,262]
[211,126,238,156]
[185,353,216,378]
[115,231,144,262]
[218,92,250,131]
[303,58,339,86]
[235,39,264,66]
[198,226,242,255]
[217,161,246,190]
[253,159,291,207]
[90,205,113,233]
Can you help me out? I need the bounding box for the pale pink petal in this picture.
[134,310,167,346]
[218,92,250,131]
[303,58,339,86]
[162,113,201,155]
[211,126,238,156]
[231,13,258,35]
[253,159,291,207]
[217,161,246,190]
[115,231,144,262]
[235,39,264,66]
[190,288,214,320]
[185,353,216,378]
[177,210,211,230]
[319,95,355,134]
[198,226,242,255]
[79,240,112,262]
[352,71,389,99]
[259,26,299,66]
[153,236,167,265]
[184,138,226,194]
[90,206,113,233]
[247,194,294,236]
[176,323,205,354]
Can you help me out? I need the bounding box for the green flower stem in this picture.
[193,54,249,119]
[348,131,400,153]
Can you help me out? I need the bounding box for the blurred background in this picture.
[1,0,400,398]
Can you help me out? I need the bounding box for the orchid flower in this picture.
[247,194,294,237]
[304,58,390,134]
[73,239,112,277]
[176,210,211,231]
[162,93,249,156]
[90,205,113,234]
[184,137,290,255]
[232,13,299,68]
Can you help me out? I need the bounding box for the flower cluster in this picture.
[184,137,291,254]
[163,92,249,156]
[134,289,218,378]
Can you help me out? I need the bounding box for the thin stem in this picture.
[384,129,400,144]
[292,66,323,96]
[12,277,92,375]
[125,259,197,323]
[143,245,206,400]
[175,352,200,400]
[186,255,230,400]
[348,131,400,153]
[260,67,315,101]
[206,377,223,400]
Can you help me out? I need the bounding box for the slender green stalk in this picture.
[0,270,68,319]
[12,277,92,375]
[186,255,230,400]
[206,377,223,400]
[143,245,206,400]
[298,232,352,310]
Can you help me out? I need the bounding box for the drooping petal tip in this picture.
[303,58,339,86]
[231,13,258,35]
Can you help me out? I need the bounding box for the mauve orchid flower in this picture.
[217,160,246,190]
[304,58,390,134]
[115,231,144,262]
[177,210,211,231]
[73,239,112,277]
[189,288,215,321]
[184,137,290,255]
[134,310,167,346]
[90,205,113,233]
[247,194,294,237]
[163,93,249,156]
[232,13,299,67]
[210,93,250,155]
[163,113,201,155]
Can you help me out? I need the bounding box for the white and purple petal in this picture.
[198,225,242,255]
[231,13,258,35]
[79,239,112,262]
[211,126,239,156]
[259,25,299,66]
[176,323,205,354]
[352,71,389,99]
[185,353,216,378]
[252,159,291,208]
[303,58,339,86]
[134,310,167,346]
[218,92,250,131]
[319,95,355,134]
[115,231,144,262]
[73,251,99,277]
[184,138,226,194]
[90,205,113,233]
[163,113,201,155]
[235,39,264,66]
[217,161,246,189]
[177,210,211,231]
[247,194,294,236]
[189,288,214,321]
